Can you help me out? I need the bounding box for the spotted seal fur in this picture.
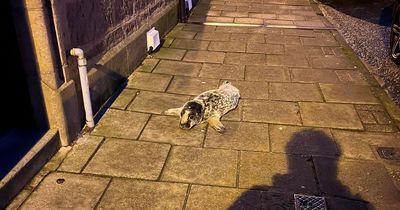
[164,81,240,133]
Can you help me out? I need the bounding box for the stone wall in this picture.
[29,0,180,144]
[63,0,168,59]
[50,0,179,127]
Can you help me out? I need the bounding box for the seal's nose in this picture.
[179,123,190,129]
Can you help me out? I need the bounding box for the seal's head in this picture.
[179,101,204,129]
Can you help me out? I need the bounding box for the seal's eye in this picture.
[189,115,194,120]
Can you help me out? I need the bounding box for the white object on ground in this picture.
[70,48,95,128]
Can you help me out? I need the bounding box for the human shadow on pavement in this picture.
[228,129,373,210]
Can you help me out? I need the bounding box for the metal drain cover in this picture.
[376,147,400,160]
[294,194,327,210]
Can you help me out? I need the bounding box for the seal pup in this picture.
[164,81,240,133]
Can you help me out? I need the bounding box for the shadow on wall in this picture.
[88,64,128,117]
[228,129,373,210]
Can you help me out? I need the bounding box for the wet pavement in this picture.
[7,0,400,209]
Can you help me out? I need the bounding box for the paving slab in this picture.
[372,111,392,124]
[140,115,206,146]
[230,33,265,43]
[84,139,170,179]
[239,151,317,193]
[247,43,284,54]
[205,121,269,151]
[152,48,187,60]
[195,32,231,41]
[58,136,104,173]
[215,26,249,33]
[385,165,400,190]
[291,10,318,16]
[331,130,400,160]
[249,13,277,19]
[320,84,380,104]
[278,14,306,21]
[127,72,172,91]
[291,68,367,84]
[267,55,309,67]
[259,191,295,210]
[243,100,301,125]
[208,41,246,53]
[170,39,210,50]
[109,89,138,110]
[183,24,216,32]
[322,46,346,57]
[206,16,235,23]
[235,17,264,24]
[229,80,269,99]
[301,36,339,46]
[314,158,400,209]
[364,124,399,133]
[186,185,261,210]
[166,30,197,39]
[210,4,237,11]
[20,172,109,210]
[91,109,150,139]
[183,50,225,63]
[355,104,386,111]
[136,58,160,72]
[225,53,266,65]
[294,20,326,28]
[357,110,377,124]
[97,179,188,210]
[335,70,368,84]
[269,125,338,157]
[282,28,314,37]
[326,197,371,210]
[152,60,202,76]
[310,56,355,69]
[161,146,237,187]
[299,102,363,130]
[265,19,294,26]
[167,76,220,95]
[265,35,301,45]
[199,63,245,80]
[162,38,174,48]
[291,68,341,83]
[269,82,323,102]
[245,65,290,82]
[364,124,399,132]
[284,45,324,56]
[128,91,190,114]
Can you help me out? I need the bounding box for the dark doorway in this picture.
[0,0,48,180]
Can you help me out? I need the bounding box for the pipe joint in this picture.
[78,58,87,66]
[70,48,84,59]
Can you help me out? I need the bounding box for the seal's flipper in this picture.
[164,107,182,116]
[207,116,226,133]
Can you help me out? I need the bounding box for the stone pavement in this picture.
[7,0,400,209]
